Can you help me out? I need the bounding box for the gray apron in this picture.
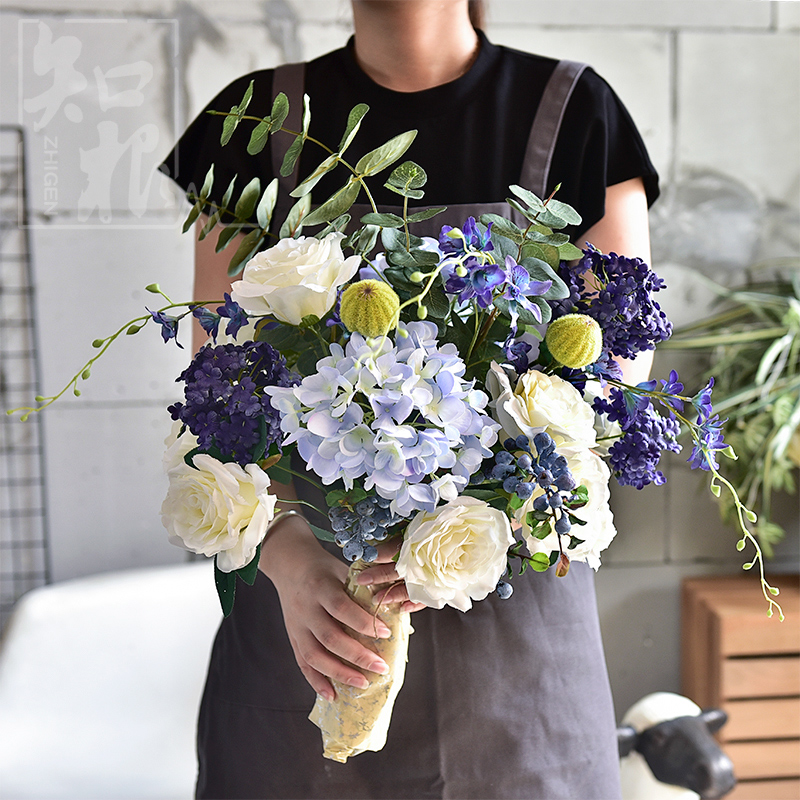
[195,60,623,800]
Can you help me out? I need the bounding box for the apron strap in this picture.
[519,60,588,200]
[271,61,306,228]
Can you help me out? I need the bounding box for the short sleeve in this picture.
[159,70,276,205]
[549,67,660,239]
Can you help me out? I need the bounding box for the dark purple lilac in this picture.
[168,341,295,465]
[551,244,672,360]
[148,308,183,348]
[504,339,532,375]
[593,387,682,489]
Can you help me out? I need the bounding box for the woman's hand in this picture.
[261,517,411,702]
[355,539,427,613]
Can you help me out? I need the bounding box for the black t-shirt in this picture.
[161,30,658,239]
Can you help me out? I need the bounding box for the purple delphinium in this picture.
[148,308,183,348]
[192,306,221,340]
[439,217,493,256]
[504,339,532,374]
[499,256,552,333]
[551,244,672,360]
[687,378,728,471]
[168,341,296,465]
[445,256,506,308]
[217,293,249,339]
[593,387,681,489]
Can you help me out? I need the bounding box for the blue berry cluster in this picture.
[550,244,672,361]
[328,496,402,563]
[168,341,296,466]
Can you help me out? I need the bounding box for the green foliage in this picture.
[663,264,800,554]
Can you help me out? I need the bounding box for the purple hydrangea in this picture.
[168,341,296,465]
[551,245,672,360]
[593,386,682,489]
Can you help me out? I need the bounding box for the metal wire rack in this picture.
[0,125,51,629]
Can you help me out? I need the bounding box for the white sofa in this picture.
[0,563,221,800]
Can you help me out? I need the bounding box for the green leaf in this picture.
[234,177,261,220]
[308,522,335,543]
[302,181,361,227]
[424,284,451,319]
[214,558,236,617]
[220,175,237,209]
[199,165,214,202]
[406,206,446,224]
[215,221,243,253]
[360,212,405,228]
[290,153,339,198]
[220,81,254,147]
[256,178,279,229]
[558,241,585,261]
[521,241,560,271]
[387,160,427,190]
[520,256,569,300]
[350,224,380,255]
[338,103,369,153]
[280,134,304,178]
[198,210,220,241]
[227,229,263,276]
[326,489,347,508]
[385,183,424,200]
[270,92,289,131]
[182,199,204,233]
[316,214,351,238]
[356,131,418,177]
[545,198,582,226]
[236,543,261,586]
[247,119,271,155]
[480,214,524,244]
[279,194,312,238]
[508,185,545,212]
[461,488,499,502]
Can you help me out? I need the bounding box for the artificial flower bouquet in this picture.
[11,84,783,761]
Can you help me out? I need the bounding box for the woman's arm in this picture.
[579,177,655,386]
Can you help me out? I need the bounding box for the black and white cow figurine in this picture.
[617,692,737,800]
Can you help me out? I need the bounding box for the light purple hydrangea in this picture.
[265,322,500,518]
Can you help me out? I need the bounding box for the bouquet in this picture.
[10,84,784,761]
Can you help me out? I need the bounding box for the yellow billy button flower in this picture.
[545,313,603,369]
[340,279,401,338]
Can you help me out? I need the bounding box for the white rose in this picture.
[161,453,277,572]
[516,448,616,570]
[396,497,514,612]
[485,362,596,453]
[231,232,360,325]
[162,421,199,474]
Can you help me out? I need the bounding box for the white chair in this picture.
[0,562,221,800]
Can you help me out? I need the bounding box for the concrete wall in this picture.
[0,0,798,719]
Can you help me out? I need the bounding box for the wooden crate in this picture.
[682,575,800,797]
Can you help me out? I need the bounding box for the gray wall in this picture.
[1,0,798,719]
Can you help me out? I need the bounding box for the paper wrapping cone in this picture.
[308,560,413,762]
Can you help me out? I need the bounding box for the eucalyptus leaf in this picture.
[198,210,221,241]
[279,194,312,238]
[270,93,289,131]
[356,130,417,177]
[301,93,311,136]
[220,81,253,147]
[558,241,585,261]
[280,134,305,178]
[360,212,405,228]
[220,175,237,209]
[182,199,204,234]
[215,222,243,253]
[247,119,271,155]
[480,213,524,244]
[256,178,279,229]
[509,185,545,212]
[227,229,263,276]
[315,214,351,238]
[546,198,582,226]
[234,177,261,220]
[385,183,424,200]
[520,257,569,299]
[406,206,446,223]
[351,224,380,255]
[387,160,428,190]
[338,103,369,153]
[199,165,214,202]
[290,153,339,198]
[301,180,361,227]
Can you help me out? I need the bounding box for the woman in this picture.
[162,1,659,797]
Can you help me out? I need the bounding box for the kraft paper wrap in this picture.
[308,561,413,763]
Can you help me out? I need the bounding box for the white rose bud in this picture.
[161,453,277,572]
[231,232,361,326]
[396,497,514,612]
